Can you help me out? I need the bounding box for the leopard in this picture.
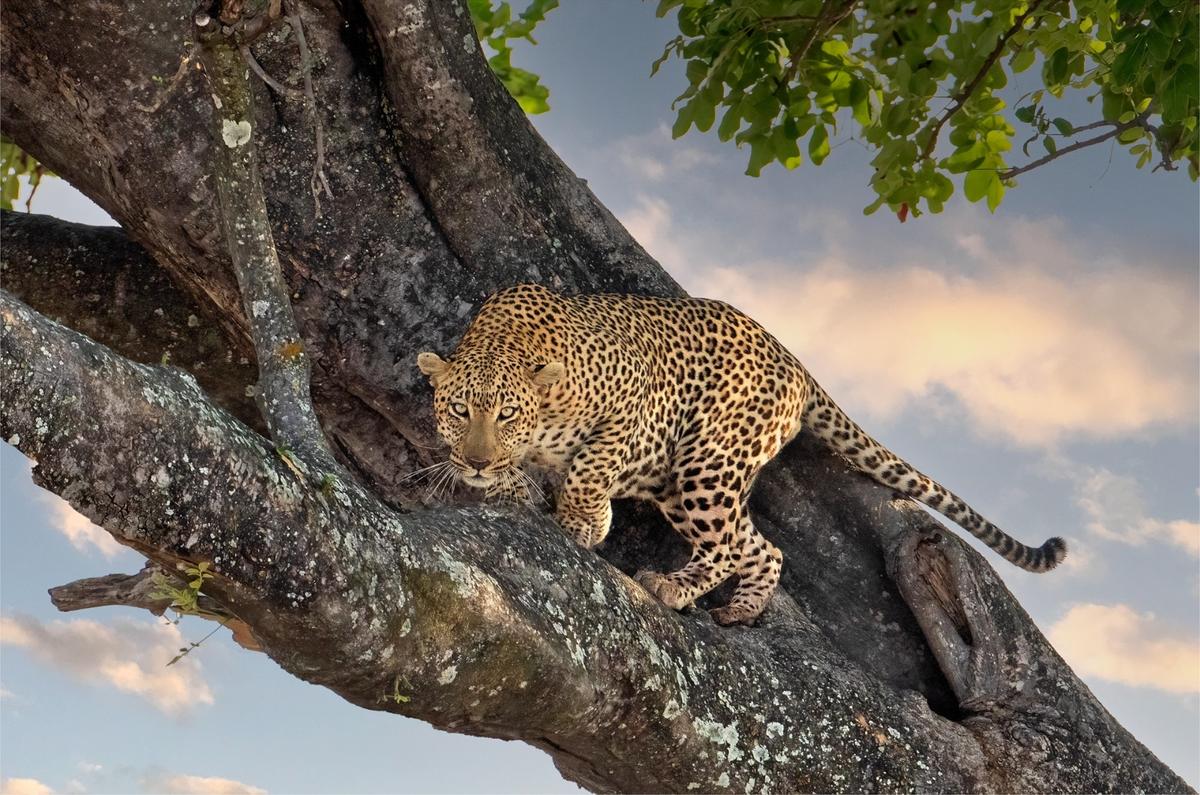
[417,283,1066,626]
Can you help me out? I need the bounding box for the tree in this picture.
[0,1,1191,792]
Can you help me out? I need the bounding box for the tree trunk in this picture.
[0,1,1189,792]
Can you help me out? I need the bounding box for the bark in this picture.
[0,0,1189,792]
[0,210,259,427]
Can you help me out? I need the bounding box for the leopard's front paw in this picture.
[555,503,612,550]
[553,515,597,548]
[569,526,600,548]
[709,603,762,627]
[634,570,692,611]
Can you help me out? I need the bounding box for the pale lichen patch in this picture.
[221,118,252,148]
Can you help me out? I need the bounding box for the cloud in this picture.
[613,124,718,182]
[1,780,53,795]
[1076,470,1200,556]
[36,491,125,559]
[0,614,213,715]
[1049,603,1200,694]
[141,775,266,795]
[617,196,1199,447]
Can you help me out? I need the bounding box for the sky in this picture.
[2,2,1198,793]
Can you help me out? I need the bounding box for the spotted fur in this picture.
[418,284,1066,625]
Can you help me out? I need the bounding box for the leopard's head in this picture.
[417,350,564,488]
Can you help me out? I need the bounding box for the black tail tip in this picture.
[1038,536,1068,571]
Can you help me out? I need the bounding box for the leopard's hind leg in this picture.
[709,513,782,626]
[638,468,749,611]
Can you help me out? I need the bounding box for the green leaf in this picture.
[945,141,986,172]
[745,138,773,177]
[671,104,693,139]
[469,0,559,115]
[1048,47,1069,84]
[821,39,851,58]
[849,79,871,126]
[717,105,742,142]
[1043,136,1057,154]
[772,127,802,169]
[808,125,830,165]
[1161,65,1199,122]
[1015,105,1036,124]
[691,96,716,132]
[651,36,682,76]
[985,174,1004,212]
[1051,117,1074,136]
[655,0,682,17]
[963,169,995,203]
[1010,47,1036,74]
[985,130,1012,152]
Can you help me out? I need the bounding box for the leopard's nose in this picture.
[465,456,491,471]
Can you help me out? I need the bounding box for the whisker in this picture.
[409,465,451,490]
[526,477,546,505]
[398,460,451,484]
[426,464,456,502]
[511,466,545,504]
[437,466,458,502]
[439,467,459,502]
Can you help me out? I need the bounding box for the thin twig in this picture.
[240,44,303,97]
[999,113,1149,179]
[134,44,200,114]
[782,0,859,84]
[23,165,44,212]
[166,617,231,666]
[919,0,1047,160]
[1060,118,1123,135]
[284,1,334,218]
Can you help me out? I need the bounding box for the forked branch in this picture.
[920,0,1047,161]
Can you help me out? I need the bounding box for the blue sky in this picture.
[2,2,1198,793]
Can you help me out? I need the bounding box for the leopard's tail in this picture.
[799,380,1066,572]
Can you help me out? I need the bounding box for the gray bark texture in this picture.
[0,1,1189,792]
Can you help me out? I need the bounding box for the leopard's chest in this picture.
[524,422,587,474]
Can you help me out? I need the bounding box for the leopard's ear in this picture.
[530,361,564,387]
[417,352,451,384]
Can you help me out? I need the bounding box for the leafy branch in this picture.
[652,0,1197,216]
[1,135,52,211]
[468,0,560,113]
[918,0,1048,161]
[1001,111,1152,179]
[150,561,215,615]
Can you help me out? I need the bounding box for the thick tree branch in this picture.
[2,289,1010,792]
[197,14,337,473]
[49,566,173,616]
[48,563,264,651]
[0,210,260,427]
[359,0,674,293]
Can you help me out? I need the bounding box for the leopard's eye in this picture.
[450,402,469,419]
[498,405,518,421]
